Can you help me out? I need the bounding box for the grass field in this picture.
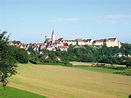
[8,63,131,98]
[0,85,45,98]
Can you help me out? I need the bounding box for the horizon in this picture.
[0,0,131,43]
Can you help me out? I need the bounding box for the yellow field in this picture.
[70,61,126,67]
[8,64,131,98]
[70,61,93,66]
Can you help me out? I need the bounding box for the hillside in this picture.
[8,64,131,98]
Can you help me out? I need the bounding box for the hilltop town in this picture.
[8,30,122,52]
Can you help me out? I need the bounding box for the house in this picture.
[92,38,122,48]
[127,54,131,58]
[46,46,53,51]
[40,43,46,50]
[118,53,122,57]
[58,46,68,51]
[17,43,27,49]
[76,38,84,45]
[55,40,63,47]
[92,39,105,46]
[105,38,122,48]
[56,56,61,61]
[33,43,40,51]
[83,39,92,45]
[43,55,49,59]
[64,40,77,46]
[8,41,15,46]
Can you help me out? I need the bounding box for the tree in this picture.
[0,31,17,87]
[126,58,131,68]
[14,47,28,63]
[12,40,21,45]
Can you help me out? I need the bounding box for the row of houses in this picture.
[54,37,121,48]
[8,41,69,52]
[8,31,122,52]
[43,31,122,51]
[93,38,122,48]
[8,38,121,52]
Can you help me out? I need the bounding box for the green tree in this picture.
[14,47,28,63]
[126,58,131,68]
[0,31,17,87]
[12,40,21,45]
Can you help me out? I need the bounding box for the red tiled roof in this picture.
[58,46,67,49]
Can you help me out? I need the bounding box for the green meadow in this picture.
[0,85,45,98]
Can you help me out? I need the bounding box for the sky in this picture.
[0,0,131,43]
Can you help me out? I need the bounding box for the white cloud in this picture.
[50,14,131,24]
[50,18,80,22]
[103,15,131,19]
[50,17,96,22]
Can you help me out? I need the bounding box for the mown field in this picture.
[8,63,131,98]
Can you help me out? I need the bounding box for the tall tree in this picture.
[0,31,17,87]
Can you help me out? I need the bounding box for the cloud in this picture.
[103,15,131,19]
[50,17,96,22]
[50,14,131,24]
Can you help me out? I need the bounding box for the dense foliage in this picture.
[13,47,28,63]
[0,31,17,86]
[0,31,28,87]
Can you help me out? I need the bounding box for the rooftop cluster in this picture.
[8,30,122,53]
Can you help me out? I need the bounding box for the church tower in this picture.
[52,30,55,44]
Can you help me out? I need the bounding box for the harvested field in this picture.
[8,64,131,98]
[70,61,93,66]
[70,62,126,67]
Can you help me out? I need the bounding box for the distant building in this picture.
[83,39,92,45]
[58,46,68,51]
[104,38,121,48]
[118,52,123,57]
[75,38,84,45]
[93,39,105,46]
[45,30,55,45]
[52,30,55,44]
[64,40,77,46]
[93,38,121,48]
[9,30,122,52]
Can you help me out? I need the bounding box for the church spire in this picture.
[52,30,55,44]
[52,30,54,35]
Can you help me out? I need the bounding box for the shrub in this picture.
[62,61,73,67]
[29,60,37,64]
[111,66,126,70]
[94,63,105,68]
[114,71,131,76]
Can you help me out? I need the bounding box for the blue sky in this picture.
[0,0,131,43]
